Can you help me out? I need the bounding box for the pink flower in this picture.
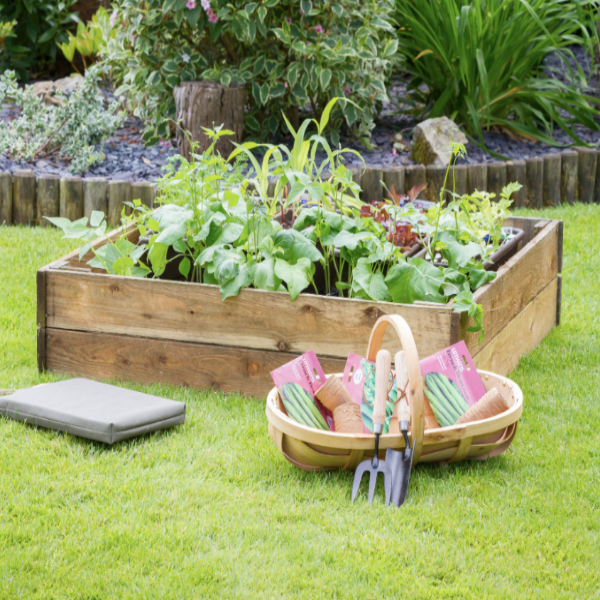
[159,138,172,149]
[207,9,218,23]
[201,0,211,10]
[186,0,196,9]
[109,9,118,27]
[315,25,323,34]
[284,82,288,88]
[344,86,351,96]
[391,149,398,157]
[285,17,292,24]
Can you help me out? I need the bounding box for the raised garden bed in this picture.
[37,215,562,397]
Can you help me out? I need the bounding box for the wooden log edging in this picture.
[0,152,595,227]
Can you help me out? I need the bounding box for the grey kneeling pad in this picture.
[0,378,186,444]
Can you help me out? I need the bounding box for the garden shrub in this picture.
[102,0,398,146]
[0,66,124,174]
[0,0,80,80]
[395,0,600,147]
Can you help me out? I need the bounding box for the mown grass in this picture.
[1,204,599,599]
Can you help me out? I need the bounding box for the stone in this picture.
[411,116,468,166]
[53,75,83,96]
[32,75,83,107]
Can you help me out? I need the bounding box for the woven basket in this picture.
[265,315,523,471]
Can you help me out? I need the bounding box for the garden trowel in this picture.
[386,351,415,508]
[351,350,392,504]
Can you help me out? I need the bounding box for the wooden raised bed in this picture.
[37,216,562,397]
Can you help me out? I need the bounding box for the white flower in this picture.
[201,0,211,10]
[182,53,190,63]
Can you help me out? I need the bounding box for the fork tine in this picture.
[368,471,378,503]
[351,463,368,502]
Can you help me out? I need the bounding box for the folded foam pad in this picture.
[0,378,186,444]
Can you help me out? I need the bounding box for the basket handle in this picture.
[366,315,425,462]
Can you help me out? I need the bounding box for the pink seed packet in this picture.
[420,341,485,407]
[270,351,334,431]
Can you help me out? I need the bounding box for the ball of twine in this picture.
[315,376,353,411]
[455,387,509,425]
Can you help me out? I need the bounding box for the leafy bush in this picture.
[395,0,600,147]
[58,7,113,73]
[0,0,80,80]
[102,0,397,145]
[0,66,124,173]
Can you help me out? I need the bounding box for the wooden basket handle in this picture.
[366,315,425,462]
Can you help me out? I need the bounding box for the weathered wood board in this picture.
[37,216,562,397]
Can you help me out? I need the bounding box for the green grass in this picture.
[1,205,599,599]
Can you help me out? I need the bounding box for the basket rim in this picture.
[266,369,523,451]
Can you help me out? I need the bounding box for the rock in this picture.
[411,117,468,166]
[32,75,83,107]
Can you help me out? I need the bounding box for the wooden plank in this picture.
[556,275,562,327]
[405,165,426,192]
[467,163,486,193]
[37,174,60,226]
[425,165,446,203]
[543,154,561,207]
[472,277,558,375]
[506,160,526,208]
[453,164,467,197]
[44,270,455,360]
[83,178,108,220]
[37,328,47,373]
[525,157,543,209]
[557,219,563,273]
[487,161,506,198]
[43,328,347,398]
[574,146,596,203]
[461,220,560,355]
[594,150,600,204]
[37,267,47,328]
[561,150,578,205]
[360,167,382,203]
[60,176,83,221]
[108,180,131,226]
[13,170,36,225]
[382,166,404,199]
[131,181,155,209]
[0,172,12,225]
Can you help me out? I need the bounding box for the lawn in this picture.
[1,204,599,599]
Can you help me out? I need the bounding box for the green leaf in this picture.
[468,267,496,290]
[162,60,179,73]
[245,2,258,14]
[259,82,269,105]
[220,72,231,86]
[300,0,312,15]
[319,68,332,90]
[253,253,281,291]
[385,258,445,304]
[112,256,135,276]
[179,257,191,279]
[352,259,390,301]
[257,5,267,22]
[274,257,312,301]
[287,62,300,88]
[186,6,202,27]
[272,228,323,263]
[253,55,266,76]
[90,211,104,228]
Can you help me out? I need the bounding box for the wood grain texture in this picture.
[487,161,506,198]
[425,165,447,203]
[360,167,383,203]
[405,165,426,192]
[506,160,527,208]
[13,170,36,225]
[174,81,246,158]
[561,150,578,205]
[42,328,347,398]
[467,163,486,194]
[574,146,596,203]
[37,174,60,226]
[108,180,131,226]
[60,176,83,221]
[472,277,558,374]
[543,154,561,207]
[44,271,455,359]
[131,181,155,209]
[452,164,467,197]
[382,166,404,199]
[525,157,543,209]
[0,172,12,225]
[83,178,108,220]
[37,267,47,328]
[461,220,559,355]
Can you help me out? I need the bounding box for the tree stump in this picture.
[174,81,246,159]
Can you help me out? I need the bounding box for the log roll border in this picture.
[0,173,156,227]
[0,149,595,227]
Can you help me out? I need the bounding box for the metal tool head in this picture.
[351,456,392,504]
[387,434,415,508]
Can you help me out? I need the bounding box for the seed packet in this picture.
[270,351,334,431]
[420,341,486,427]
[342,352,396,434]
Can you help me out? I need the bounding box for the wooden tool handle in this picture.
[373,350,391,427]
[366,315,425,462]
